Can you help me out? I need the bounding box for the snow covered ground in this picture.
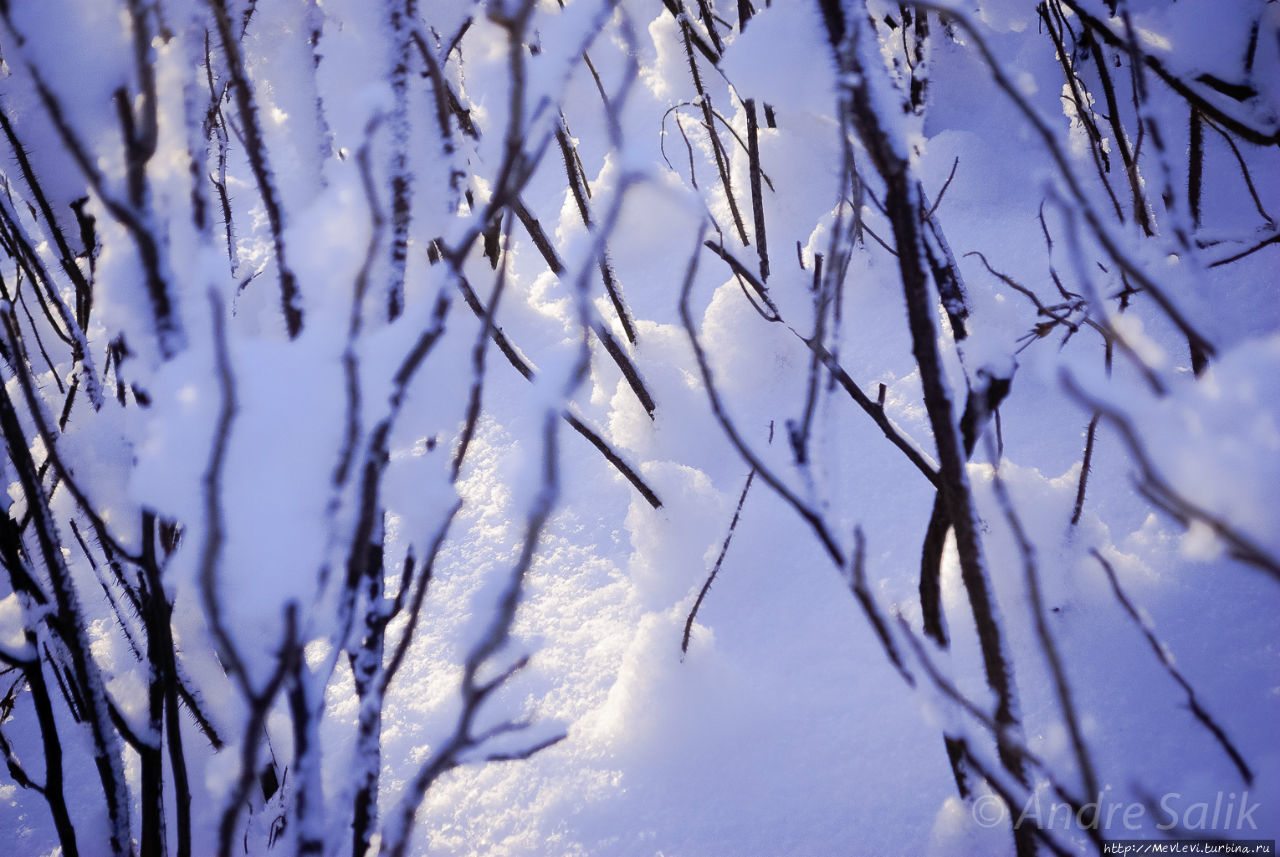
[0,1,1277,856]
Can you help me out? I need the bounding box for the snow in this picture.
[1,1,1278,856]
[0,592,31,655]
